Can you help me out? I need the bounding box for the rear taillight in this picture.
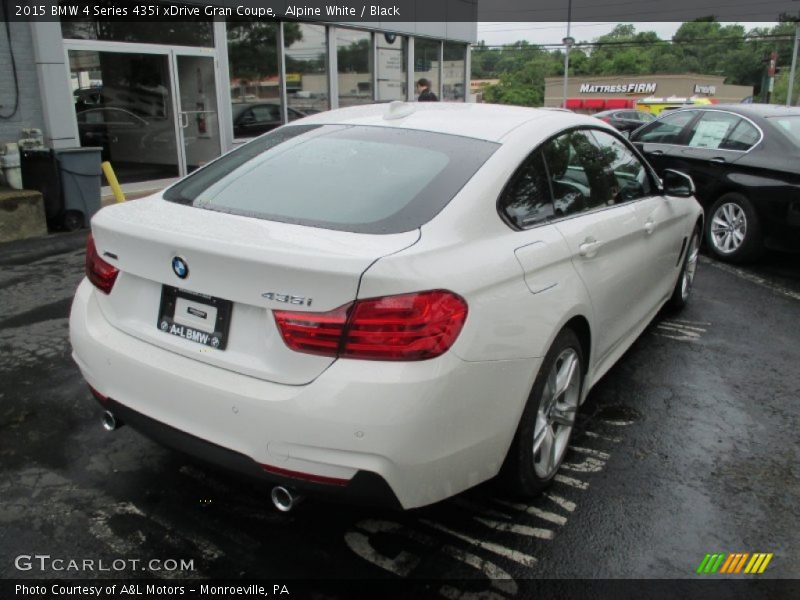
[274,290,468,361]
[85,233,119,295]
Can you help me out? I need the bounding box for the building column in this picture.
[328,26,338,109]
[214,18,234,153]
[407,37,414,101]
[28,21,78,149]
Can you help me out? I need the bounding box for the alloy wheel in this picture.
[532,348,581,479]
[681,230,700,301]
[711,202,747,254]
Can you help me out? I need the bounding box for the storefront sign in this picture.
[694,84,717,95]
[579,82,657,94]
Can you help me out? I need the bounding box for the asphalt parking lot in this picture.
[0,231,798,593]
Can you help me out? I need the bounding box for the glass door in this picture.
[173,53,221,174]
[68,48,181,184]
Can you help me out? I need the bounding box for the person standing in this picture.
[416,78,439,102]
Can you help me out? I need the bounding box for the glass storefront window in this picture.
[284,23,329,115]
[336,28,373,108]
[443,42,467,102]
[61,2,213,47]
[376,33,407,102]
[69,50,179,183]
[414,38,440,101]
[227,20,282,139]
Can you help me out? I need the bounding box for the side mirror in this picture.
[662,169,695,198]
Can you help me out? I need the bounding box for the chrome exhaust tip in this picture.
[271,486,301,512]
[102,410,120,431]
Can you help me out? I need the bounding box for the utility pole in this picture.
[787,22,800,106]
[562,0,574,108]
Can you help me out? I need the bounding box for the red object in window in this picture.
[274,290,468,361]
[583,98,606,110]
[565,98,583,109]
[605,98,633,109]
[85,233,119,295]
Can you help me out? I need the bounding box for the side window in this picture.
[634,110,697,144]
[687,111,741,149]
[252,104,281,123]
[590,130,652,202]
[541,129,620,217]
[721,119,760,151]
[499,150,555,228]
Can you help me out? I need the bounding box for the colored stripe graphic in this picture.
[720,553,736,574]
[697,552,773,575]
[696,554,712,574]
[734,553,749,573]
[710,554,726,573]
[758,554,773,573]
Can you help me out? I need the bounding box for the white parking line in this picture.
[583,430,622,443]
[441,546,517,588]
[474,516,555,540]
[561,456,606,473]
[543,493,576,513]
[599,419,635,427]
[492,500,568,526]
[554,474,590,489]
[700,256,800,302]
[568,445,611,460]
[344,530,421,577]
[421,520,538,567]
[655,321,704,342]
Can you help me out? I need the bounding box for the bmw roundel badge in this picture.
[172,256,189,279]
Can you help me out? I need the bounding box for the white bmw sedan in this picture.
[70,102,702,510]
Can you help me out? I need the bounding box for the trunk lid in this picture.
[90,197,420,385]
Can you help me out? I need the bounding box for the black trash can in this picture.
[21,147,103,231]
[20,149,62,228]
[56,147,103,231]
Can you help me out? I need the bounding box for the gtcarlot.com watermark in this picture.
[15,554,195,573]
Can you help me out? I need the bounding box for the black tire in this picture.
[62,210,85,232]
[667,223,701,312]
[500,328,584,497]
[705,192,763,263]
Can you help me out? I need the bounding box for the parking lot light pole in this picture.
[562,0,574,109]
[787,23,800,106]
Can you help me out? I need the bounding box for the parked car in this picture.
[594,109,656,133]
[76,107,176,166]
[630,104,800,262]
[232,102,309,137]
[70,103,702,510]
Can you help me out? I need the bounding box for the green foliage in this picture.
[474,20,799,107]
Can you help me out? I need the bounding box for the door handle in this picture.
[180,112,189,129]
[709,157,726,164]
[578,239,602,258]
[650,150,664,156]
[644,219,655,235]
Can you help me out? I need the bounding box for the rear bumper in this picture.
[97,396,402,508]
[70,279,539,509]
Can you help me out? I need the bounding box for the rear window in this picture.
[768,116,800,149]
[163,124,499,234]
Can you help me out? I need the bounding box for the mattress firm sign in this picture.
[579,82,657,94]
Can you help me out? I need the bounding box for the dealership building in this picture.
[0,7,474,188]
[544,73,753,112]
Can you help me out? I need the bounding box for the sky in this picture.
[475,22,778,47]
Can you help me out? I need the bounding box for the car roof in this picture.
[294,102,590,143]
[686,103,800,119]
[231,102,281,119]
